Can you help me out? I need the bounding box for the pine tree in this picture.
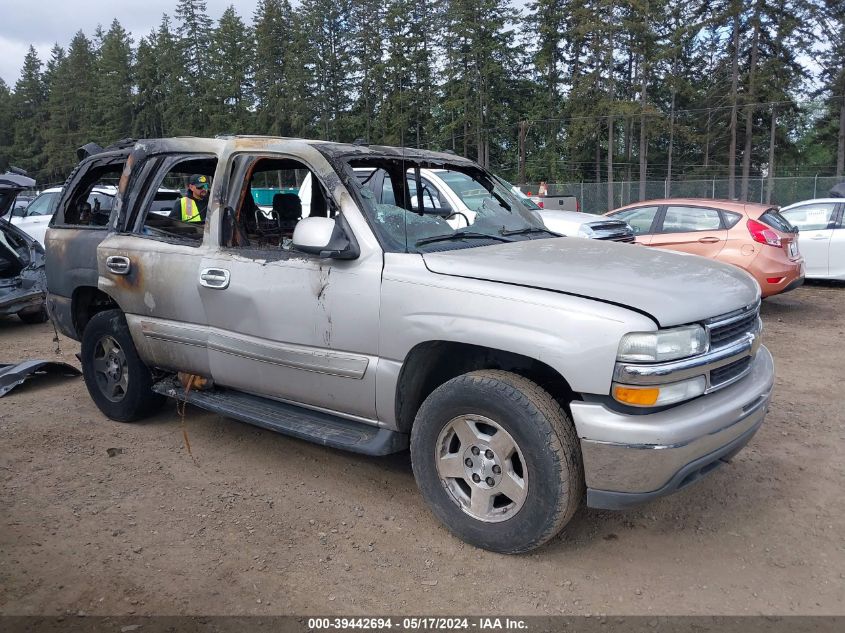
[349,0,387,143]
[208,6,254,134]
[174,0,213,132]
[440,0,517,166]
[11,46,46,180]
[0,79,13,171]
[381,0,439,148]
[253,0,296,136]
[42,32,98,182]
[299,0,356,141]
[819,0,845,177]
[134,32,164,137]
[96,19,134,143]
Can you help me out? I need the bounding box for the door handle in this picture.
[200,268,230,289]
[697,237,720,243]
[106,255,131,275]
[809,234,828,240]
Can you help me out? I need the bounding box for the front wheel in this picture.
[80,309,164,422]
[410,370,584,554]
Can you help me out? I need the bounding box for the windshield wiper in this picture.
[499,227,560,237]
[415,231,514,247]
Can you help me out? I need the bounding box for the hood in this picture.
[538,210,599,224]
[422,238,759,327]
[0,172,36,219]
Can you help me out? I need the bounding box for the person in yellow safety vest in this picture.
[169,174,210,223]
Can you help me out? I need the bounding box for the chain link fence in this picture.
[524,176,845,215]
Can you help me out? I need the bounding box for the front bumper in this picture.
[572,345,774,510]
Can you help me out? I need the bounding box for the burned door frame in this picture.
[198,142,384,423]
[97,148,225,377]
[45,149,135,339]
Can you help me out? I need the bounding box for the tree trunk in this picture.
[639,59,648,201]
[728,5,740,199]
[607,116,614,210]
[518,120,528,186]
[666,75,676,197]
[595,122,602,185]
[838,96,845,178]
[766,107,776,204]
[741,0,763,201]
[704,109,711,169]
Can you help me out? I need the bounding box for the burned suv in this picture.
[46,137,773,553]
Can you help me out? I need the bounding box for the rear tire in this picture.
[410,370,584,554]
[80,309,164,422]
[18,307,49,324]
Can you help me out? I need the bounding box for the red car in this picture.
[607,199,804,297]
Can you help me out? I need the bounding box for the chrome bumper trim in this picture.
[573,346,774,494]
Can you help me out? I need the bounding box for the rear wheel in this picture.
[18,307,49,324]
[80,309,164,422]
[410,370,584,554]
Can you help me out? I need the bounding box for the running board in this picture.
[152,377,408,456]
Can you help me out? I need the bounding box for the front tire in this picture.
[80,309,164,422]
[410,370,584,554]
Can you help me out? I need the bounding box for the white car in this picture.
[534,209,635,242]
[11,186,117,246]
[298,168,634,242]
[779,198,845,280]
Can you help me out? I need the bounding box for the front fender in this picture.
[376,253,654,425]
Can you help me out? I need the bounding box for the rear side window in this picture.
[61,165,122,227]
[722,210,742,229]
[611,206,658,234]
[780,203,836,231]
[759,209,796,233]
[661,206,722,232]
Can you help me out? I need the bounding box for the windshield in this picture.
[342,159,549,253]
[24,191,61,216]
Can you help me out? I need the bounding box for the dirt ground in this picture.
[1,283,843,617]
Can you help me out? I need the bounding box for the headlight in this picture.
[613,376,707,407]
[577,225,596,238]
[617,325,708,362]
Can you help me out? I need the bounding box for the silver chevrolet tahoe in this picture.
[45,137,774,553]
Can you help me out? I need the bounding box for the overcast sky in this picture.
[1,1,262,87]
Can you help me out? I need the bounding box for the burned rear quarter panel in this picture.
[375,253,655,428]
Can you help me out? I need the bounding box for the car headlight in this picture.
[577,225,596,238]
[613,376,707,407]
[617,325,708,362]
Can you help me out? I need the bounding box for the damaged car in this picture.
[46,137,773,554]
[1,170,48,323]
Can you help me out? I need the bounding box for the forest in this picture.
[0,0,843,202]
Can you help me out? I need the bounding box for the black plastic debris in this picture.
[0,360,81,397]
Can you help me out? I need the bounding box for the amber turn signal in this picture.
[613,385,660,406]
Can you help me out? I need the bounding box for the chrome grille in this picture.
[707,303,761,349]
[710,356,752,388]
[614,300,762,397]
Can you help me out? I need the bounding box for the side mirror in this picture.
[12,207,27,217]
[293,216,359,260]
